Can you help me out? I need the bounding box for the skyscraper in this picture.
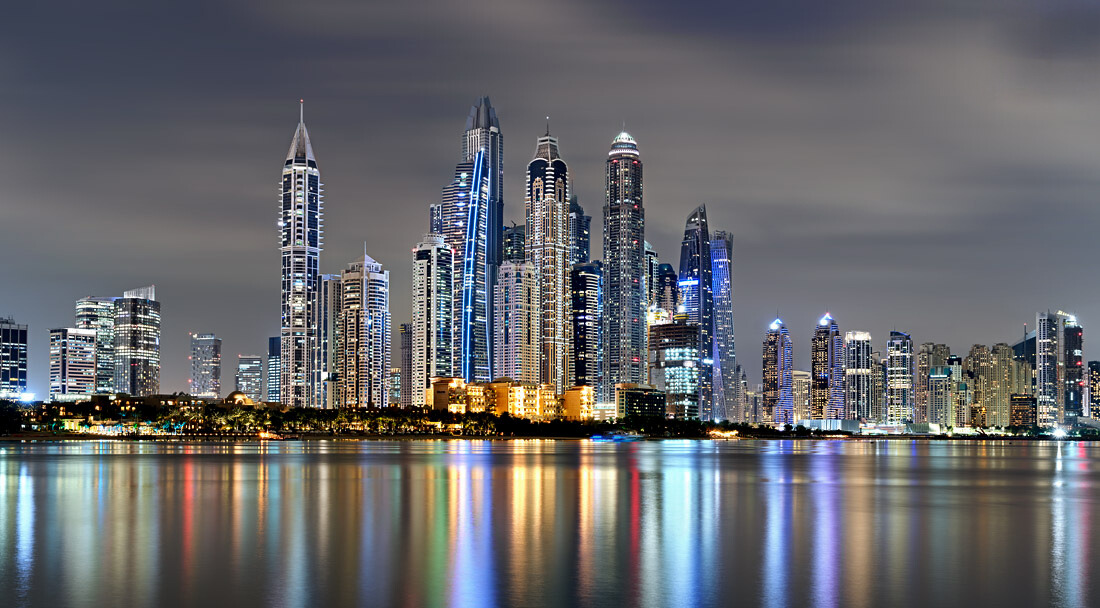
[649,315,701,419]
[316,273,341,408]
[927,366,954,427]
[678,205,714,419]
[1063,315,1084,424]
[399,323,413,407]
[810,313,844,420]
[236,355,264,402]
[502,223,526,264]
[844,331,874,420]
[525,130,570,392]
[602,131,647,397]
[493,261,538,384]
[0,318,28,400]
[644,242,660,307]
[915,343,950,424]
[75,296,117,393]
[48,327,96,402]
[710,230,737,420]
[1035,310,1080,427]
[568,195,591,266]
[792,370,811,423]
[763,319,793,425]
[335,254,391,407]
[990,343,1016,427]
[571,261,603,393]
[188,333,222,399]
[655,263,679,315]
[114,286,160,397]
[279,102,323,408]
[266,337,280,403]
[1088,360,1100,419]
[965,344,992,427]
[411,234,454,406]
[886,331,914,424]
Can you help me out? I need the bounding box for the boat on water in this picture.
[589,430,645,442]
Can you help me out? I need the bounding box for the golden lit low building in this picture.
[562,385,595,420]
[427,377,466,413]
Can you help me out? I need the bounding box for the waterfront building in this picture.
[710,230,737,421]
[927,366,954,427]
[570,261,603,394]
[279,102,323,407]
[398,323,413,407]
[411,234,454,406]
[315,273,341,408]
[886,331,914,424]
[562,385,596,420]
[1035,310,1081,427]
[188,333,222,399]
[525,130,570,392]
[568,195,591,265]
[602,131,647,396]
[792,370,811,423]
[502,223,525,264]
[810,313,844,419]
[0,317,29,400]
[266,337,280,403]
[844,331,874,420]
[235,355,264,402]
[872,353,886,422]
[644,242,660,307]
[388,367,401,406]
[915,343,950,424]
[1089,361,1100,419]
[1063,315,1084,424]
[654,263,678,315]
[615,383,666,418]
[48,327,96,402]
[965,344,992,427]
[493,261,539,384]
[990,343,1016,427]
[678,205,714,419]
[947,354,970,427]
[335,254,391,407]
[762,319,794,425]
[114,286,160,397]
[649,315,701,419]
[1011,394,1037,427]
[75,297,117,393]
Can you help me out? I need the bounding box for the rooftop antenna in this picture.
[545,116,550,136]
[300,99,304,123]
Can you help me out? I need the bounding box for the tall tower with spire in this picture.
[279,101,323,407]
[602,131,646,401]
[525,129,570,392]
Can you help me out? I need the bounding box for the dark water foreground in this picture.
[0,439,1097,607]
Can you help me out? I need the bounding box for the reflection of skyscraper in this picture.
[525,131,570,392]
[189,333,222,399]
[571,261,603,394]
[886,331,914,424]
[678,205,713,419]
[811,313,844,419]
[763,319,793,425]
[603,131,647,395]
[279,102,322,407]
[567,195,591,265]
[411,235,454,406]
[844,331,873,420]
[114,286,161,397]
[710,230,737,420]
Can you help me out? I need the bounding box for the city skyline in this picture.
[4,2,1100,396]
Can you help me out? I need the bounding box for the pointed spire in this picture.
[545,116,550,137]
[286,99,316,166]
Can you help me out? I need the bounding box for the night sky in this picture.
[4,1,1100,397]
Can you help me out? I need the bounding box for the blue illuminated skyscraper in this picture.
[763,318,793,425]
[811,313,845,419]
[678,205,714,419]
[279,101,323,407]
[710,230,737,420]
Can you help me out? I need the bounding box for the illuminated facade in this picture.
[114,286,160,397]
[279,102,323,407]
[266,337,280,403]
[1035,310,1081,427]
[0,318,28,400]
[792,370,811,422]
[844,331,874,420]
[493,261,538,383]
[1063,315,1084,424]
[927,366,954,427]
[411,234,454,406]
[568,195,590,265]
[315,273,341,408]
[235,355,264,402]
[678,205,714,419]
[525,131,570,392]
[810,313,844,419]
[655,263,678,315]
[915,343,950,424]
[649,316,701,419]
[570,261,603,394]
[75,296,117,393]
[644,242,659,307]
[965,344,992,427]
[602,131,647,395]
[335,255,391,407]
[710,231,737,421]
[48,327,96,402]
[886,331,914,424]
[762,319,793,425]
[398,323,413,407]
[502,223,525,264]
[188,332,222,399]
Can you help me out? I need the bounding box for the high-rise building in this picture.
[655,263,679,315]
[927,366,954,427]
[428,203,443,234]
[388,367,401,406]
[114,286,160,397]
[502,223,526,264]
[525,130,570,393]
[411,234,454,406]
[872,353,886,422]
[763,318,793,425]
[710,230,737,421]
[335,254,391,407]
[886,331,913,424]
[48,327,96,402]
[1035,310,1080,427]
[570,261,603,394]
[315,273,341,408]
[914,343,951,424]
[399,323,413,407]
[236,355,264,402]
[965,344,993,427]
[844,331,874,420]
[493,261,538,384]
[568,195,591,266]
[279,102,323,408]
[440,149,491,383]
[266,337,280,403]
[0,318,28,400]
[1063,315,1084,424]
[75,297,117,393]
[644,242,660,307]
[649,315,701,419]
[792,370,811,423]
[678,205,714,419]
[1088,360,1100,419]
[810,313,844,420]
[947,354,969,427]
[602,131,647,397]
[188,333,222,399]
[990,343,1016,427]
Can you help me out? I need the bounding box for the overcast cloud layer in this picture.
[3,0,1100,396]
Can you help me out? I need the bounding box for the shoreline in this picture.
[0,433,1091,443]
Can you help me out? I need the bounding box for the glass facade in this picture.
[0,318,29,400]
[570,261,603,394]
[678,205,714,420]
[114,288,161,397]
[189,333,222,399]
[235,355,264,402]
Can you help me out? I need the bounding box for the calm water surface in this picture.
[0,439,1097,607]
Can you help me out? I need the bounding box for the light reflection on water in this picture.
[0,440,1097,607]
